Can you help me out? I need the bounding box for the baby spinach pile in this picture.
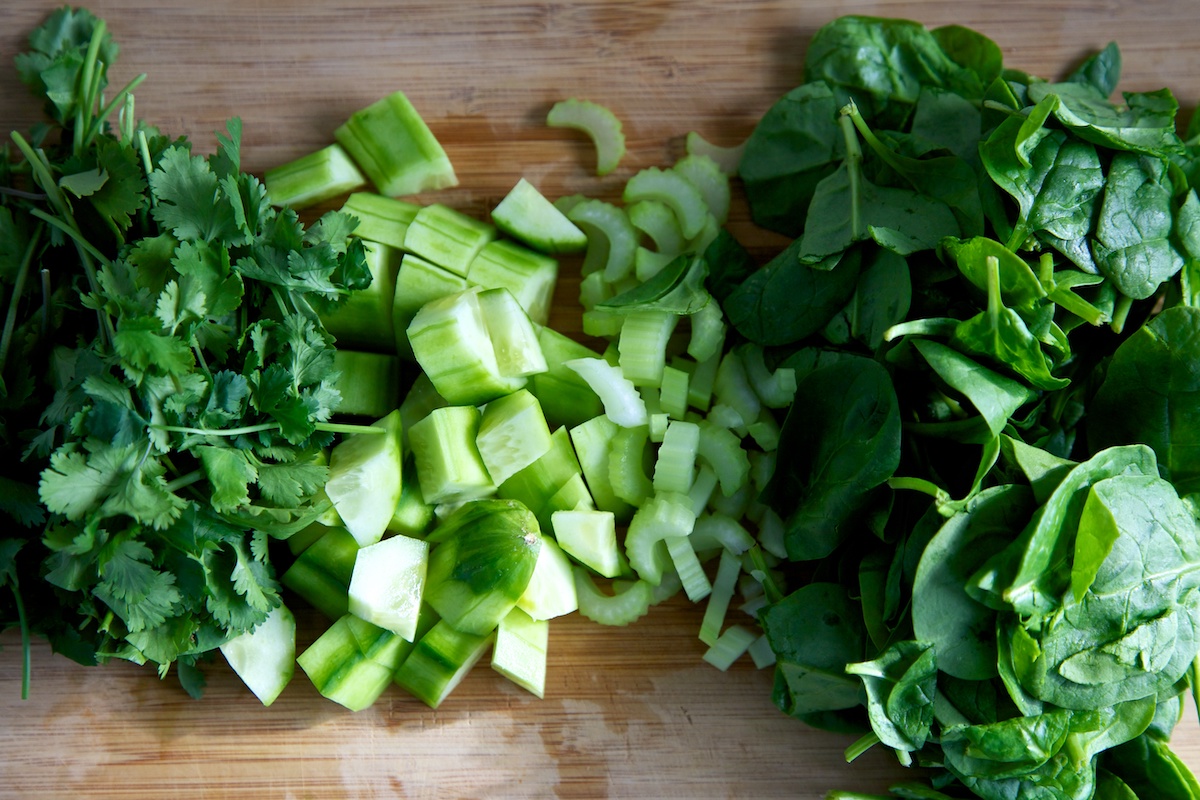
[0,8,370,697]
[710,15,1200,800]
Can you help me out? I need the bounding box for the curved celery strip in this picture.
[690,512,756,556]
[566,198,637,283]
[687,298,726,362]
[666,535,711,602]
[737,343,798,409]
[573,568,653,626]
[673,153,731,224]
[714,349,764,428]
[563,356,648,427]
[697,420,751,497]
[627,199,686,254]
[685,131,746,176]
[625,491,696,585]
[623,166,708,240]
[547,98,626,176]
[608,425,654,507]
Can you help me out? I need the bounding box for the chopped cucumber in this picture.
[573,568,653,627]
[568,415,633,520]
[321,240,401,352]
[404,203,496,277]
[263,143,366,209]
[476,287,548,378]
[546,98,626,176]
[398,371,449,445]
[468,239,559,326]
[219,603,296,706]
[335,91,458,197]
[388,455,436,537]
[491,607,550,698]
[330,350,401,419]
[543,471,595,519]
[423,499,542,635]
[341,192,421,250]
[281,525,360,620]
[551,508,621,578]
[476,389,554,486]
[393,253,469,359]
[492,178,587,254]
[497,426,583,529]
[528,327,605,429]
[324,410,404,548]
[517,535,578,621]
[347,534,429,641]
[298,613,413,712]
[395,619,493,709]
[408,405,495,505]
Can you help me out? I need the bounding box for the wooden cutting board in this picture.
[3,1,1200,797]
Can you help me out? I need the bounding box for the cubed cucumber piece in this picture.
[528,327,604,428]
[331,350,401,418]
[347,534,429,641]
[516,534,578,621]
[219,603,296,706]
[281,525,360,620]
[544,472,595,518]
[388,455,436,537]
[476,389,554,486]
[423,499,542,636]
[497,427,583,529]
[325,410,404,548]
[298,613,412,712]
[568,415,633,520]
[491,607,549,698]
[395,619,493,709]
[477,288,548,378]
[492,178,587,255]
[264,143,366,209]
[334,91,457,197]
[322,240,401,352]
[393,253,469,359]
[467,239,559,326]
[551,508,622,578]
[408,405,495,505]
[341,192,421,250]
[404,203,496,277]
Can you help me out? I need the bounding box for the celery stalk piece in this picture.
[403,203,496,277]
[298,613,412,712]
[627,199,686,255]
[757,506,788,560]
[564,357,647,428]
[687,464,720,517]
[330,350,401,419]
[334,91,458,197]
[703,624,758,671]
[653,419,700,495]
[476,389,554,486]
[477,288,548,378]
[747,634,777,669]
[714,348,764,426]
[392,253,469,359]
[322,239,401,352]
[569,415,634,520]
[219,603,296,706]
[263,143,366,209]
[341,192,421,250]
[395,619,493,709]
[529,327,604,429]
[325,410,404,548]
[552,508,622,578]
[608,425,655,508]
[738,343,798,408]
[625,491,697,585]
[689,212,721,254]
[634,247,679,284]
[578,270,612,312]
[467,239,559,326]
[618,310,679,388]
[698,548,743,646]
[660,365,690,420]
[491,178,587,254]
[281,525,360,620]
[347,534,429,641]
[565,198,638,283]
[491,607,550,698]
[665,535,711,602]
[407,288,525,405]
[582,309,624,339]
[690,512,756,556]
[623,166,708,240]
[685,131,746,177]
[517,535,579,621]
[672,153,731,224]
[687,298,726,363]
[408,405,495,505]
[747,411,781,452]
[546,98,626,176]
[423,499,542,635]
[697,420,751,498]
[573,568,653,626]
[388,455,436,537]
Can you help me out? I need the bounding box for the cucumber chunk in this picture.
[347,534,429,641]
[341,192,420,250]
[395,619,493,709]
[476,389,554,486]
[516,534,578,621]
[325,410,404,548]
[551,508,622,578]
[321,240,401,352]
[408,405,495,505]
[467,239,559,326]
[298,613,412,712]
[491,607,549,699]
[281,525,360,620]
[404,203,496,277]
[393,253,469,359]
[476,287,548,378]
[568,415,633,520]
[492,178,587,254]
[263,143,366,209]
[334,91,458,197]
[219,603,296,706]
[330,350,401,419]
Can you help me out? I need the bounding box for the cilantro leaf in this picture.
[94,538,182,633]
[254,458,328,508]
[196,445,258,513]
[113,316,195,376]
[149,146,239,243]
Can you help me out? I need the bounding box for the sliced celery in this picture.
[347,534,429,641]
[408,405,494,505]
[685,131,746,176]
[322,240,401,352]
[617,310,678,387]
[747,411,781,452]
[564,357,647,428]
[608,425,654,508]
[281,525,360,620]
[330,350,400,419]
[687,464,720,517]
[476,389,554,486]
[738,343,798,408]
[491,178,587,254]
[578,269,613,311]
[653,419,700,495]
[708,479,753,520]
[395,619,494,709]
[582,308,625,339]
[392,253,469,358]
[264,143,366,209]
[491,607,550,698]
[404,203,496,277]
[714,348,763,429]
[623,166,707,240]
[568,415,634,520]
[690,513,756,556]
[665,535,711,602]
[625,491,696,585]
[517,535,579,621]
[673,153,731,224]
[756,506,788,560]
[468,239,559,326]
[635,246,679,283]
[648,412,669,443]
[335,91,458,197]
[698,547,743,647]
[551,508,622,578]
[325,410,404,548]
[219,603,295,706]
[341,192,420,250]
[702,624,758,671]
[298,613,412,712]
[565,198,637,283]
[747,633,777,669]
[687,298,726,363]
[546,98,626,176]
[477,287,548,378]
[659,365,690,419]
[627,199,686,254]
[573,568,653,626]
[697,420,751,497]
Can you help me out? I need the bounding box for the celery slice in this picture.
[665,535,711,602]
[322,240,401,352]
[659,365,690,419]
[565,198,638,283]
[687,297,726,363]
[573,568,653,626]
[747,633,777,669]
[608,425,655,508]
[404,203,496,277]
[623,166,708,240]
[747,412,781,452]
[702,624,758,671]
[517,535,579,621]
[395,619,493,709]
[653,419,700,495]
[408,405,495,505]
[477,389,554,487]
[617,310,678,388]
[582,309,624,338]
[690,512,756,556]
[635,246,679,283]
[264,143,366,209]
[393,253,469,358]
[281,525,359,620]
[477,287,548,378]
[687,464,720,517]
[698,548,743,647]
[569,415,634,520]
[325,410,404,548]
[551,508,622,578]
[330,350,400,419]
[219,603,296,706]
[624,491,696,585]
[756,506,788,560]
[738,343,798,408]
[714,348,763,428]
[341,192,421,250]
[468,239,559,326]
[697,420,751,497]
[685,131,746,176]
[547,98,626,176]
[492,178,587,254]
[673,153,731,224]
[627,200,686,254]
[564,357,647,428]
[335,91,458,197]
[491,607,550,698]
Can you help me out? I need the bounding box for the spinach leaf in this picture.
[845,639,938,754]
[941,236,1045,307]
[701,228,757,304]
[822,247,911,349]
[1067,42,1122,98]
[595,254,710,315]
[912,339,1035,439]
[1103,733,1200,799]
[1027,82,1183,156]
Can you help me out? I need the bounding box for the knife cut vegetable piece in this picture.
[625,491,696,585]
[403,203,496,277]
[665,535,711,602]
[492,178,587,254]
[698,547,743,647]
[627,199,687,255]
[334,90,457,197]
[395,619,493,709]
[659,365,690,419]
[263,143,366,209]
[342,192,421,250]
[491,607,549,698]
[322,240,401,352]
[702,624,757,671]
[564,198,638,282]
[618,310,679,388]
[623,166,708,240]
[330,350,401,419]
[219,603,296,707]
[672,153,731,224]
[685,131,746,176]
[552,508,622,578]
[476,389,554,486]
[476,287,548,378]
[408,405,495,505]
[324,410,404,548]
[298,613,412,712]
[392,253,469,359]
[697,420,751,497]
[573,568,654,626]
[388,455,436,537]
[516,535,578,620]
[547,98,626,176]
[608,425,655,507]
[347,534,429,641]
[467,239,559,326]
[281,525,360,620]
[653,419,700,494]
[564,357,648,428]
[568,415,633,519]
[498,427,585,530]
[529,327,606,428]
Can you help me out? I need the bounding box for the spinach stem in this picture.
[986,255,1002,330]
[887,476,950,504]
[1110,294,1134,334]
[843,731,880,762]
[837,104,865,240]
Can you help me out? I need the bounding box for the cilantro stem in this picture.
[9,132,68,213]
[0,223,44,381]
[152,421,387,438]
[74,19,107,156]
[315,422,387,436]
[6,574,31,701]
[86,73,147,151]
[165,469,205,493]
[25,209,115,349]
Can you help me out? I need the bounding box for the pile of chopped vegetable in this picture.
[4,8,1200,800]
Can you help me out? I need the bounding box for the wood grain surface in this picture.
[3,1,1200,798]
